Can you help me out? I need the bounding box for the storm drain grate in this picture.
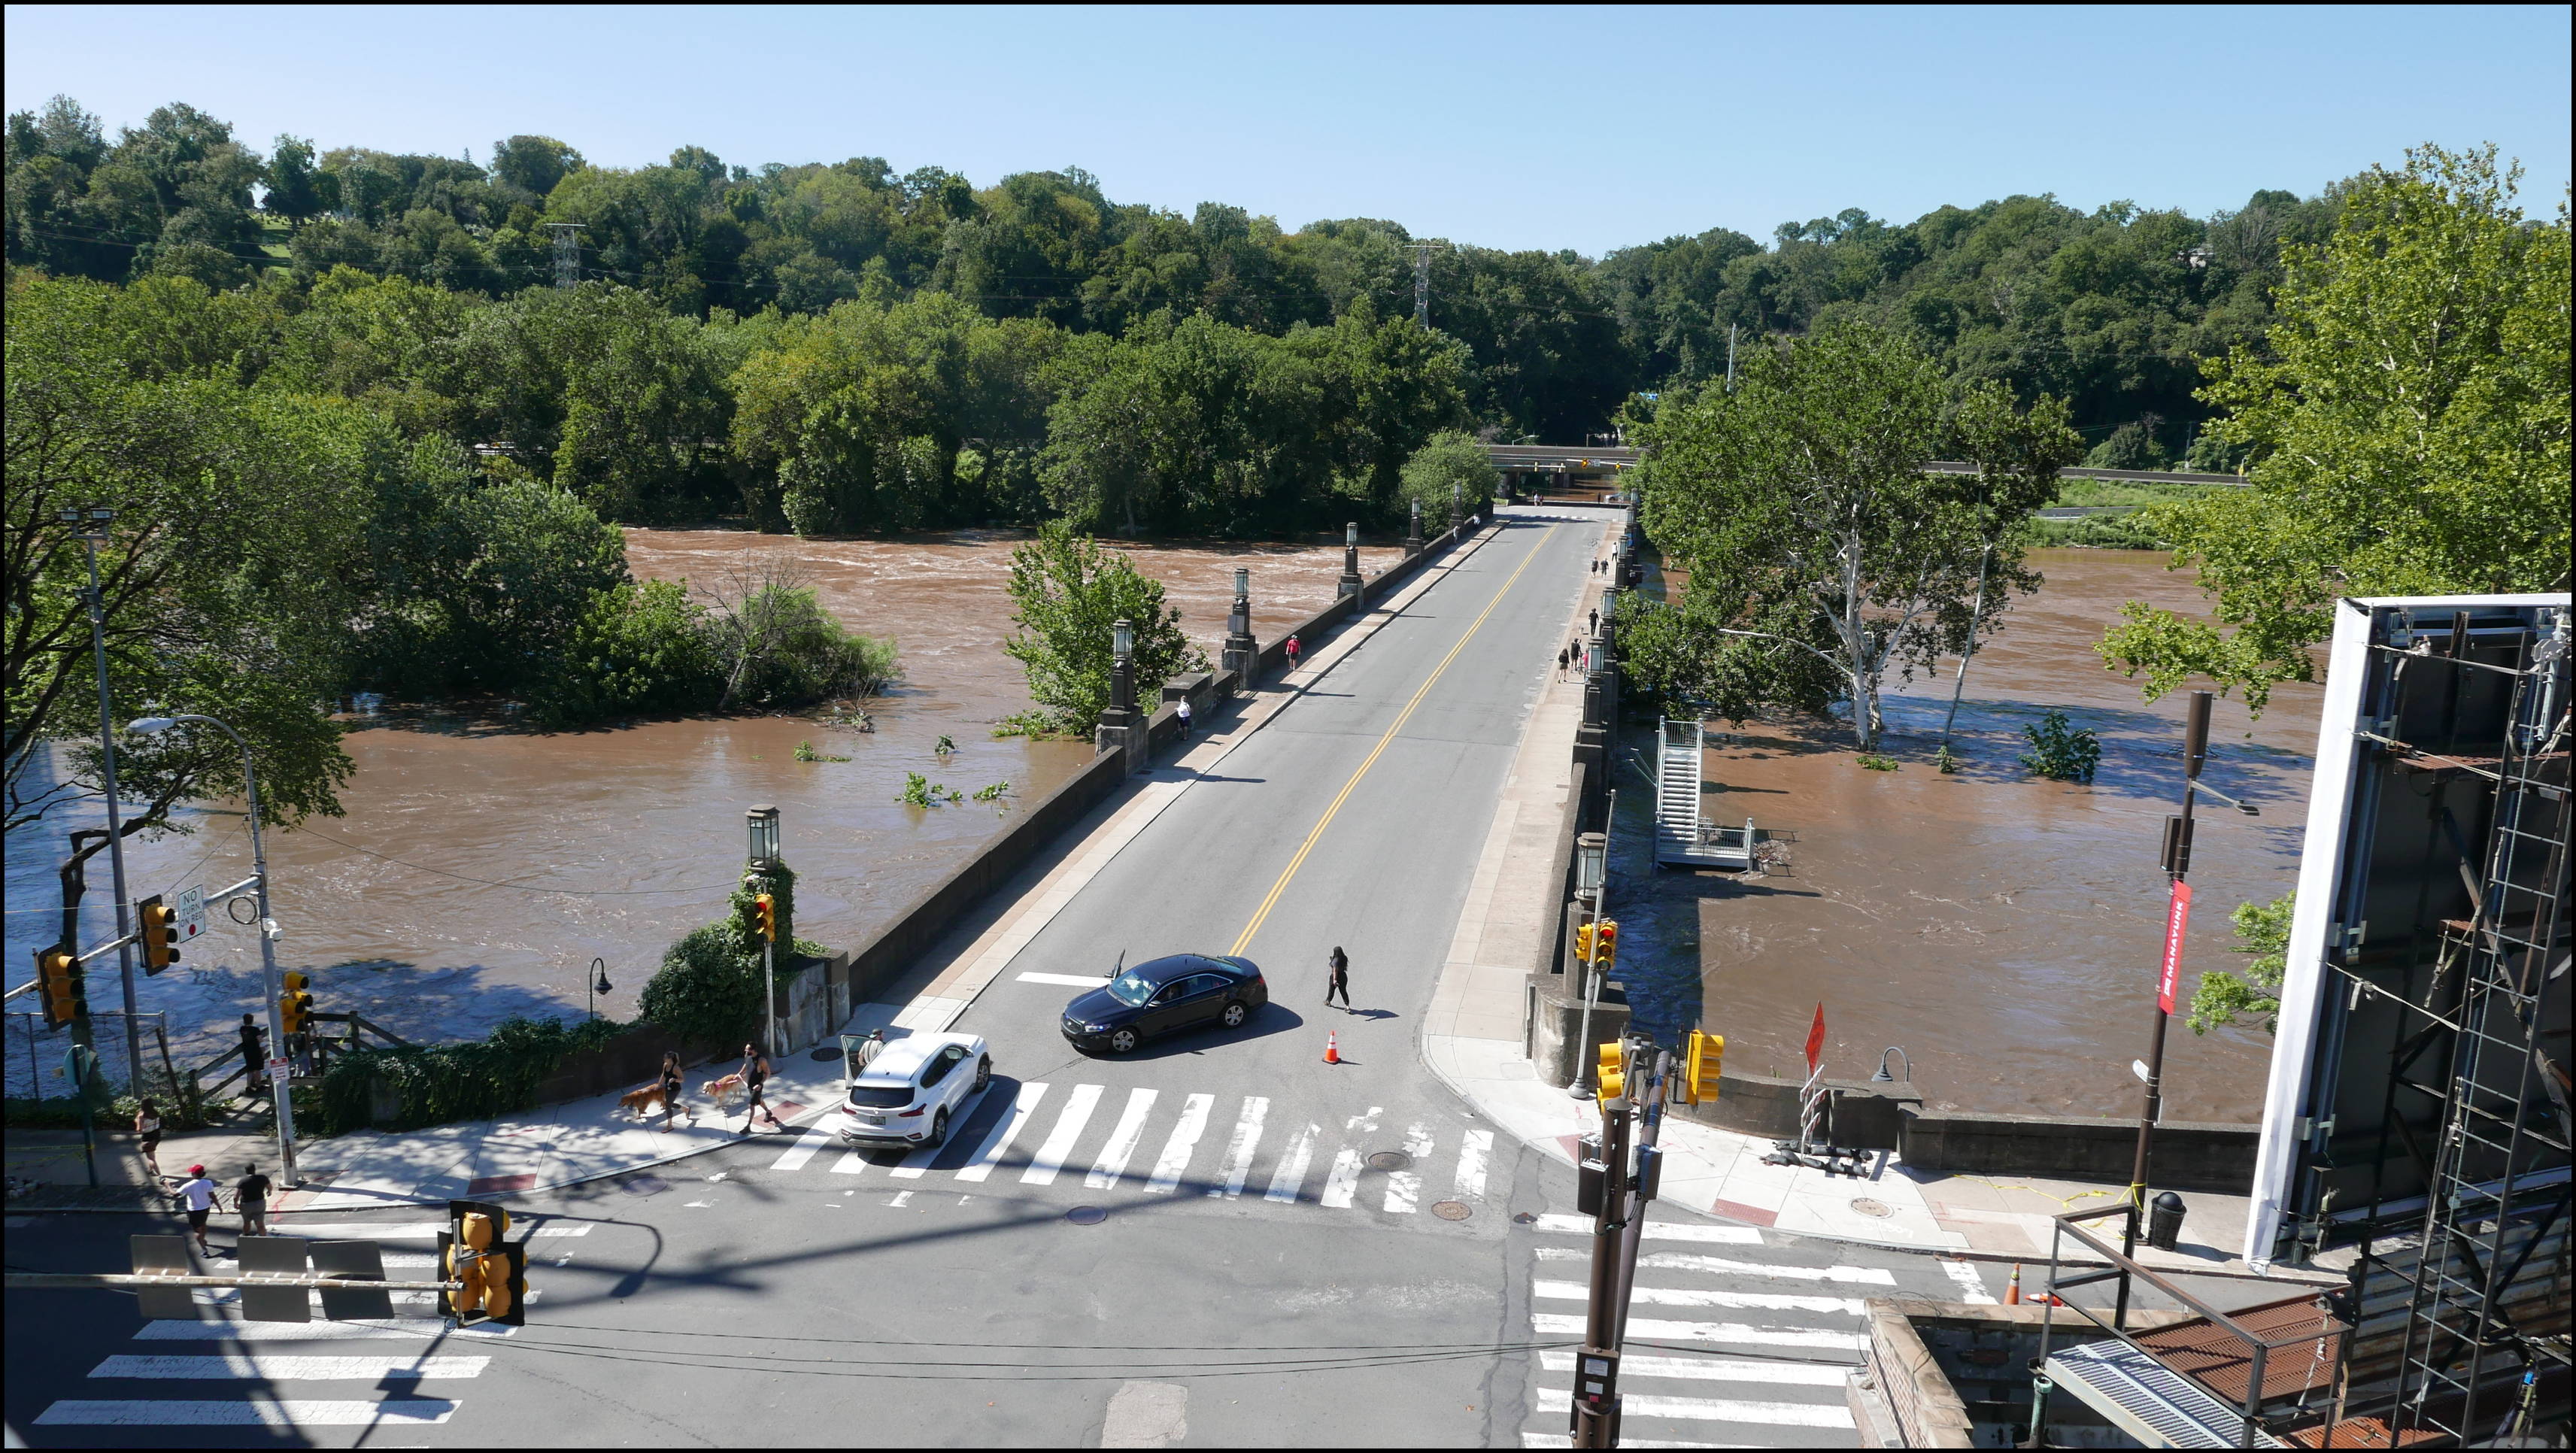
[1067,1206,1107,1225]
[1367,1151,1414,1172]
[1431,1201,1473,1221]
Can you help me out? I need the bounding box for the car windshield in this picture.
[1106,971,1156,1007]
[848,1082,912,1109]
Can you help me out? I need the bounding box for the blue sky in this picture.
[6,4,2567,254]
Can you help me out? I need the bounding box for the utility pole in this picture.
[66,509,143,1096]
[1413,242,1432,327]
[1725,323,1738,393]
[2125,691,2216,1278]
[546,223,584,290]
[1572,1035,1669,1448]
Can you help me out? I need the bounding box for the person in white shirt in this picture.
[175,1166,220,1255]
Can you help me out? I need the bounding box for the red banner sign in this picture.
[1804,1003,1826,1075]
[2158,881,2193,1014]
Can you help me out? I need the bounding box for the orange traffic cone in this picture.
[1323,1031,1341,1065]
[2005,1263,2022,1305]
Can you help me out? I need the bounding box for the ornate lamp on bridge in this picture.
[1097,619,1142,775]
[1222,568,1258,684]
[1338,522,1364,606]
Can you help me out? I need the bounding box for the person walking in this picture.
[238,1014,265,1096]
[1176,696,1194,739]
[234,1163,272,1239]
[737,1043,784,1135]
[1284,634,1302,673]
[133,1099,165,1183]
[1325,947,1352,1011]
[176,1165,219,1256]
[657,1051,686,1130]
[1588,608,1599,636]
[1556,645,1570,681]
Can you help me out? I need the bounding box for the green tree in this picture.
[1635,323,2078,748]
[525,579,724,727]
[1397,429,1498,523]
[264,134,323,226]
[2187,891,2295,1035]
[2101,145,2571,711]
[1000,521,1206,735]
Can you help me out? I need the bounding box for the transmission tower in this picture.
[545,223,585,290]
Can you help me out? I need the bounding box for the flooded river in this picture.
[3,529,1402,1093]
[1610,549,2312,1122]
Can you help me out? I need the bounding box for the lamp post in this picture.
[1337,522,1363,606]
[126,713,297,1185]
[586,957,612,1022]
[1450,481,1461,532]
[66,508,143,1092]
[746,805,780,1057]
[1567,830,1609,1097]
[1222,568,1258,684]
[1096,620,1140,773]
[1405,499,1424,558]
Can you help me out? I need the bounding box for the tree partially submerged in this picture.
[1000,523,1206,736]
[2101,144,2571,711]
[1627,321,2080,748]
[2188,890,2295,1036]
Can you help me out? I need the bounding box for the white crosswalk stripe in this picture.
[1145,1094,1213,1194]
[1531,1311,1864,1351]
[1534,1387,1852,1429]
[1084,1088,1158,1188]
[1319,1145,1365,1209]
[1537,1350,1846,1387]
[90,1354,490,1380]
[279,1222,589,1239]
[769,1127,833,1171]
[1453,1128,1493,1202]
[1206,1096,1267,1198]
[1023,1081,1102,1185]
[955,1081,1048,1182]
[135,1318,511,1342]
[1532,1279,1864,1317]
[1264,1123,1320,1203]
[1519,1434,1741,1449]
[1942,1258,1998,1304]
[38,1400,460,1427]
[1385,1123,1434,1213]
[1528,1212,1760,1243]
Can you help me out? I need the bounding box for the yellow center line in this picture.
[1229,535,1547,957]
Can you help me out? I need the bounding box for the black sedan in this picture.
[1060,954,1268,1054]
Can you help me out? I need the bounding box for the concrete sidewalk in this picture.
[1419,514,2280,1280]
[6,520,1513,1218]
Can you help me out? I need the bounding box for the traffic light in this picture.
[440,1199,524,1327]
[1681,1030,1725,1104]
[753,893,777,943]
[1574,921,1597,964]
[137,894,181,973]
[281,971,314,1034]
[35,947,83,1029]
[1594,920,1619,971]
[1595,1040,1627,1104]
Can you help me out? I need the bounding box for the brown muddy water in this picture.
[1610,548,2314,1122]
[2,529,1403,1091]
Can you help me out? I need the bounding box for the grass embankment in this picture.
[2024,479,2237,548]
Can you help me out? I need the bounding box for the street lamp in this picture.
[1568,831,1610,1097]
[587,957,612,1022]
[745,804,781,866]
[126,713,299,1185]
[1339,523,1364,605]
[1112,619,1134,662]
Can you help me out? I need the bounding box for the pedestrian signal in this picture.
[1596,1041,1627,1104]
[1682,1030,1725,1104]
[35,947,83,1029]
[1594,921,1619,970]
[137,894,182,973]
[753,893,777,943]
[441,1199,525,1326]
[1575,922,1597,964]
[281,971,314,1034]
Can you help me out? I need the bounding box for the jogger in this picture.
[738,1043,784,1133]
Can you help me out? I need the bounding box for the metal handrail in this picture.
[2036,1202,2346,1448]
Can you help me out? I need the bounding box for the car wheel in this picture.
[1220,1000,1250,1029]
[1107,1027,1141,1054]
[927,1108,950,1148]
[972,1055,991,1091]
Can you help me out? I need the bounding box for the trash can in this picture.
[2147,1191,2186,1251]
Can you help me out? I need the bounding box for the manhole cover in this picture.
[618,1174,669,1197]
[1849,1197,1893,1219]
[810,1046,840,1060]
[1431,1200,1473,1221]
[1367,1151,1414,1172]
[1066,1206,1107,1225]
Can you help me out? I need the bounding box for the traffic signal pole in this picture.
[1574,1087,1631,1449]
[73,516,145,1101]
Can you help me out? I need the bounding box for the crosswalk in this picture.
[767,1079,1497,1217]
[31,1218,562,1432]
[1514,1211,1947,1448]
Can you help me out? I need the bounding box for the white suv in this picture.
[833,1032,991,1148]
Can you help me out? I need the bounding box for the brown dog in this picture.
[619,1082,669,1118]
[701,1072,747,1108]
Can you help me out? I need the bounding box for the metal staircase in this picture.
[1655,719,1755,869]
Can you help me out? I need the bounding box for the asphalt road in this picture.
[5,515,1989,1448]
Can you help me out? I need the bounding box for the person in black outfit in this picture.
[238,1015,265,1094]
[657,1051,686,1130]
[235,1163,272,1237]
[1326,947,1352,1010]
[737,1043,784,1135]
